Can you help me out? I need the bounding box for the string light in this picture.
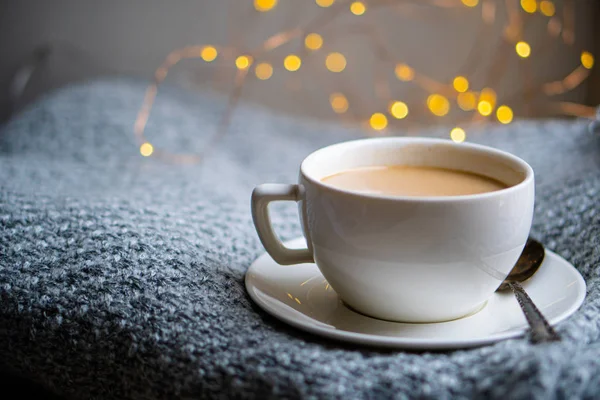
[478,101,493,116]
[140,142,154,157]
[539,1,555,17]
[369,113,388,130]
[461,0,479,7]
[395,64,414,81]
[515,41,531,58]
[326,52,347,72]
[457,92,477,111]
[581,51,594,69]
[520,0,537,13]
[254,0,278,12]
[450,127,466,143]
[255,62,273,80]
[316,0,334,7]
[389,101,409,119]
[200,46,218,62]
[350,1,366,15]
[453,76,469,92]
[235,55,252,69]
[330,93,349,113]
[284,55,302,71]
[496,105,514,124]
[305,33,323,50]
[427,94,450,117]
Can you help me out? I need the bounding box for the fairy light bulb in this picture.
[389,101,409,119]
[235,55,252,69]
[581,51,594,69]
[140,143,154,157]
[369,113,388,131]
[477,101,493,116]
[496,105,514,124]
[461,0,479,7]
[330,93,349,113]
[316,0,334,7]
[284,55,302,71]
[457,92,477,111]
[305,33,323,50]
[453,76,469,93]
[520,0,537,13]
[427,94,450,117]
[200,46,218,62]
[516,41,531,58]
[539,1,555,16]
[350,1,366,15]
[326,52,347,72]
[254,0,278,12]
[394,64,414,81]
[450,127,466,143]
[255,62,273,80]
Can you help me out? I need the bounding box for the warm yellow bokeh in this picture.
[450,127,466,143]
[496,105,514,124]
[370,113,388,130]
[427,94,450,117]
[394,64,414,81]
[389,101,409,119]
[330,93,349,113]
[461,0,479,7]
[326,52,347,72]
[255,63,273,80]
[254,0,278,12]
[284,55,302,71]
[140,143,154,157]
[520,0,537,13]
[477,101,493,116]
[516,41,531,58]
[581,51,594,69]
[305,33,323,51]
[235,55,252,69]
[201,46,218,62]
[453,76,469,93]
[350,1,366,15]
[539,0,555,16]
[316,0,335,7]
[457,92,477,111]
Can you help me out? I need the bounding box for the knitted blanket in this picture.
[1,79,599,399]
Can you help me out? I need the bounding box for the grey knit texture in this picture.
[1,79,599,399]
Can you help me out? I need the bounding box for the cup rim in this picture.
[300,137,534,202]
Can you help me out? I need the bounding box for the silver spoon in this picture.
[497,238,560,343]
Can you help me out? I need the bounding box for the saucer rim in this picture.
[245,238,586,349]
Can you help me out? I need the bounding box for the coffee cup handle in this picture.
[251,184,314,265]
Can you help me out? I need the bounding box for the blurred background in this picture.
[0,0,598,137]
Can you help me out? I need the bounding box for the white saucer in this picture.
[246,238,586,349]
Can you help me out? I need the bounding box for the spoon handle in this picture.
[508,282,560,343]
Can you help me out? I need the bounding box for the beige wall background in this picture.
[0,0,597,125]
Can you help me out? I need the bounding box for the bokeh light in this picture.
[581,51,594,69]
[427,94,450,116]
[140,143,154,157]
[457,92,477,111]
[370,113,388,130]
[284,55,302,71]
[235,55,252,69]
[539,0,555,16]
[350,1,366,15]
[330,93,349,113]
[520,0,537,13]
[450,127,466,143]
[461,0,479,7]
[394,64,414,81]
[477,101,493,116]
[200,46,218,62]
[255,62,273,80]
[516,41,531,58]
[389,101,409,119]
[453,76,469,93]
[496,105,514,124]
[254,0,278,12]
[305,33,323,50]
[316,0,334,7]
[326,52,347,72]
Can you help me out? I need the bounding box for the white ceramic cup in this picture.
[251,137,534,323]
